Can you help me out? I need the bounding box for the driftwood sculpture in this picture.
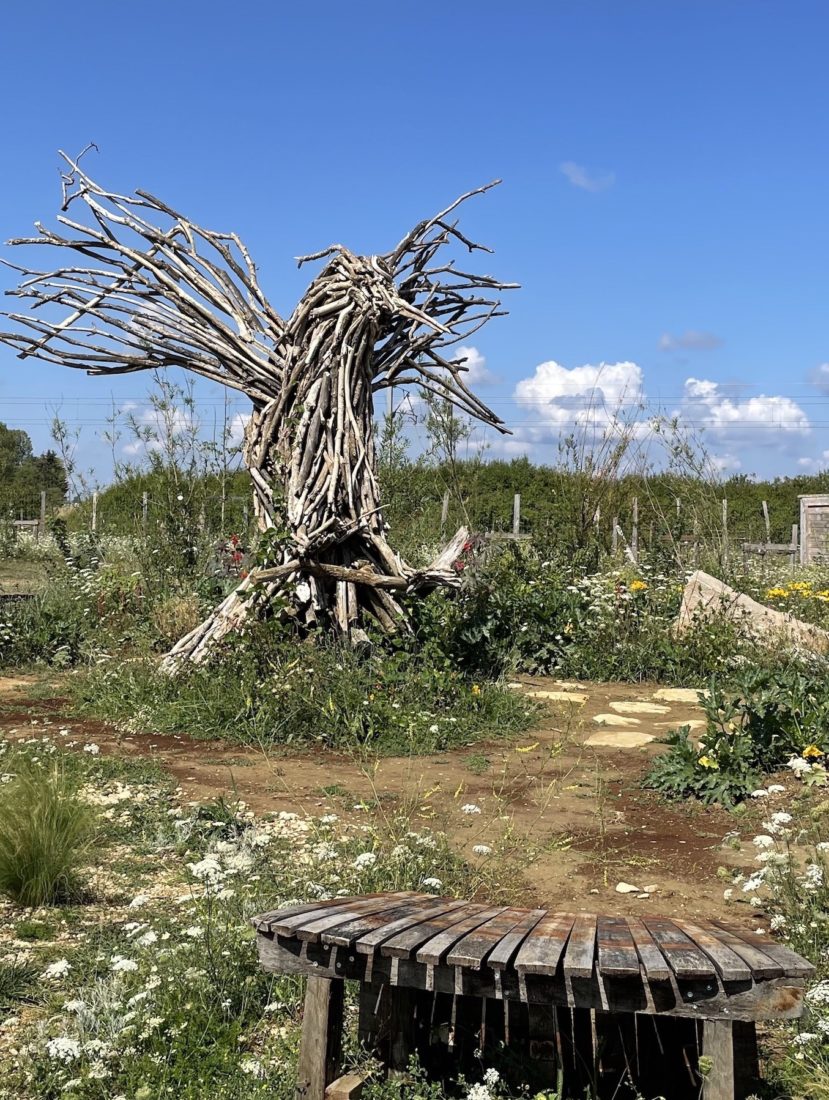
[0,151,514,666]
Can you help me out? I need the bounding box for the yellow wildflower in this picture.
[765,587,788,600]
[698,755,719,770]
[516,742,539,754]
[803,744,824,758]
[471,684,481,696]
[629,579,648,593]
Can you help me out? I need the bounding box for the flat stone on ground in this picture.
[609,700,671,715]
[528,690,588,704]
[586,730,655,748]
[653,687,705,704]
[592,713,642,727]
[655,719,706,731]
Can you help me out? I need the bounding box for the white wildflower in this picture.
[353,852,377,870]
[46,1037,81,1062]
[83,743,100,755]
[111,956,139,973]
[422,877,443,890]
[752,835,775,849]
[43,959,71,980]
[461,804,482,815]
[472,844,493,855]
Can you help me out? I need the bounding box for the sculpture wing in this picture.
[0,150,283,402]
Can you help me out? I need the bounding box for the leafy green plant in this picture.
[0,763,96,906]
[646,666,829,807]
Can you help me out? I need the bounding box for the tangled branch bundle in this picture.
[0,151,516,666]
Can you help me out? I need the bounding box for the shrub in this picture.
[0,763,96,906]
[646,666,829,807]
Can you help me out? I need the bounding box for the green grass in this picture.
[71,626,536,755]
[0,958,39,1017]
[0,762,97,906]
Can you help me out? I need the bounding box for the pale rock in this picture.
[592,713,641,727]
[586,730,655,748]
[615,882,640,894]
[609,700,671,715]
[653,687,706,704]
[529,690,588,705]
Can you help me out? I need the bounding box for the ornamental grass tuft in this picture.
[0,763,96,906]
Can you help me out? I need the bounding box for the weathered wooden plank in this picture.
[487,908,547,970]
[353,899,469,955]
[321,894,437,947]
[416,906,506,966]
[563,913,597,979]
[514,912,576,976]
[268,893,405,938]
[712,922,815,978]
[381,902,488,958]
[446,907,535,969]
[621,916,671,981]
[703,923,783,980]
[254,894,379,933]
[325,1073,366,1100]
[643,918,717,980]
[296,894,417,942]
[256,934,807,1020]
[673,919,752,982]
[596,916,640,978]
[296,976,344,1100]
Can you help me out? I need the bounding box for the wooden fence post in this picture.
[762,500,770,543]
[39,490,46,541]
[512,493,521,537]
[91,491,98,533]
[440,490,450,537]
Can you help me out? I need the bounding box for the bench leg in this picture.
[296,976,345,1100]
[702,1020,759,1100]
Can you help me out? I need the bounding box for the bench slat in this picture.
[712,922,815,979]
[626,917,671,980]
[563,913,598,979]
[672,919,752,982]
[642,918,716,980]
[597,916,641,977]
[514,912,575,976]
[323,893,448,946]
[701,922,783,980]
[381,902,487,958]
[448,907,544,969]
[417,906,506,965]
[290,893,416,940]
[254,893,380,933]
[354,899,469,954]
[486,908,548,971]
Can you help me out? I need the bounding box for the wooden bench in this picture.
[252,892,814,1100]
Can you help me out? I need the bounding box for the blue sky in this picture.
[1,0,829,480]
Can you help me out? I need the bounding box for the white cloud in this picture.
[812,363,829,393]
[659,330,723,352]
[797,449,829,472]
[681,378,810,438]
[560,161,615,193]
[513,360,644,442]
[454,345,497,385]
[228,412,250,447]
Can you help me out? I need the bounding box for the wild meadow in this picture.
[2,399,829,1098]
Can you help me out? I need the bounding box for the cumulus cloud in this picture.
[228,412,250,447]
[513,360,644,442]
[681,378,810,439]
[797,450,829,471]
[559,161,615,193]
[659,330,723,352]
[454,345,497,385]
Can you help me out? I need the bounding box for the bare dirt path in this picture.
[0,673,762,924]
